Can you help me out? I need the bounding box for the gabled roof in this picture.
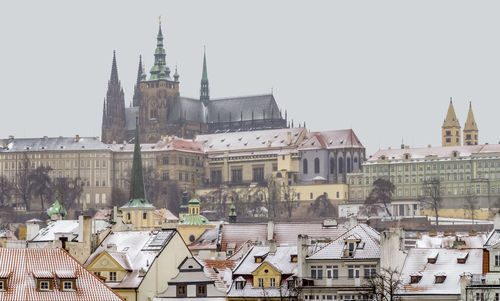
[232,245,297,276]
[30,219,110,242]
[484,229,500,247]
[398,248,482,296]
[0,136,109,152]
[307,224,380,260]
[0,248,122,300]
[85,230,176,289]
[199,259,236,290]
[298,129,365,151]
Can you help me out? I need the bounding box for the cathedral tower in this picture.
[132,55,146,107]
[442,98,461,147]
[200,48,210,105]
[463,102,479,145]
[138,19,180,143]
[101,51,126,143]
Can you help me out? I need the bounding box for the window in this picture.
[162,157,169,165]
[270,277,276,287]
[63,281,73,291]
[162,172,169,181]
[326,265,338,279]
[142,212,147,219]
[253,167,264,182]
[258,278,264,287]
[495,254,500,266]
[338,157,344,173]
[178,157,183,165]
[40,280,50,290]
[196,284,207,297]
[211,169,222,184]
[348,265,360,279]
[109,272,117,282]
[176,284,187,297]
[347,157,351,173]
[303,159,308,174]
[0,280,5,291]
[126,213,131,220]
[364,265,377,278]
[310,265,323,279]
[330,158,335,174]
[314,158,320,173]
[232,169,243,183]
[236,281,245,289]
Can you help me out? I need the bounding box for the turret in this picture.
[442,98,461,147]
[463,102,479,145]
[149,18,170,80]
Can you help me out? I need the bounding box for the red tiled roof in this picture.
[0,248,122,301]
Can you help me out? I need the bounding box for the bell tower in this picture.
[442,98,461,147]
[463,102,479,145]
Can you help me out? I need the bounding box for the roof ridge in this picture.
[308,225,352,257]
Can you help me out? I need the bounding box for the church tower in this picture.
[132,55,146,107]
[463,102,479,145]
[101,51,126,143]
[138,19,180,143]
[442,98,461,147]
[200,48,210,105]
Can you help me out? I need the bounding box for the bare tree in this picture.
[111,187,128,207]
[254,177,281,219]
[52,177,83,210]
[364,267,402,301]
[28,166,52,210]
[464,192,478,224]
[308,192,336,217]
[15,154,32,211]
[281,184,298,219]
[0,176,13,206]
[420,179,442,226]
[365,178,395,217]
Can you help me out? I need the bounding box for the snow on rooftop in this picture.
[31,219,110,242]
[233,245,297,276]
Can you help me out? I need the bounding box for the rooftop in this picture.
[298,129,365,151]
[0,136,109,152]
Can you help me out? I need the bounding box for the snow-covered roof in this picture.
[108,138,203,154]
[85,230,176,289]
[398,248,483,296]
[199,258,235,291]
[30,219,110,242]
[298,129,365,151]
[415,233,487,249]
[227,281,296,298]
[307,224,380,260]
[232,245,297,276]
[0,136,109,152]
[484,229,500,247]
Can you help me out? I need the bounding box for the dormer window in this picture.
[254,254,267,263]
[235,276,246,290]
[457,252,469,264]
[427,252,439,264]
[410,273,422,284]
[33,271,53,292]
[343,238,361,258]
[290,254,298,262]
[40,280,51,291]
[0,278,7,291]
[435,273,446,283]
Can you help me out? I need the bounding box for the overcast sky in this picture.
[1,0,500,154]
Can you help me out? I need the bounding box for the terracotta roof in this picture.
[298,129,365,150]
[199,259,236,290]
[0,248,122,300]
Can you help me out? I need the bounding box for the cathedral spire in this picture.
[200,47,210,104]
[110,50,119,85]
[129,118,147,201]
[149,18,170,80]
[136,55,143,84]
[463,101,479,145]
[133,55,143,107]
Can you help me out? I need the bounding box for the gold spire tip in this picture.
[159,15,162,25]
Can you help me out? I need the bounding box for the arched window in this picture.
[338,157,344,174]
[347,157,351,173]
[303,159,308,174]
[314,158,320,174]
[329,158,335,174]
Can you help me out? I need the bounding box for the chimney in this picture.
[380,228,407,271]
[348,216,358,228]
[286,131,292,145]
[26,220,40,241]
[75,134,80,142]
[267,220,275,241]
[268,239,277,254]
[78,215,92,244]
[494,213,500,231]
[2,139,7,149]
[297,235,309,278]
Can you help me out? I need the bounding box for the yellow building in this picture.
[177,198,215,244]
[442,99,462,147]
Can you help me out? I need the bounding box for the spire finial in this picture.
[200,47,210,103]
[159,15,162,25]
[110,50,119,84]
[450,97,452,104]
[469,101,472,108]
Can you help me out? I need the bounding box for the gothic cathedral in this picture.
[102,21,288,144]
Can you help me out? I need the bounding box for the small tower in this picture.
[463,102,479,145]
[442,98,461,147]
[120,119,156,230]
[46,193,67,221]
[132,55,144,107]
[200,48,210,105]
[229,203,237,223]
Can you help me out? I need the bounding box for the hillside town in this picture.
[2,13,500,301]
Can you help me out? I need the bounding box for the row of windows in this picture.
[366,160,500,175]
[2,160,108,170]
[303,157,358,175]
[211,167,265,183]
[310,265,376,279]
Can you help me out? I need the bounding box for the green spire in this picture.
[149,19,170,81]
[129,119,147,201]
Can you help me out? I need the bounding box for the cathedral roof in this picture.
[298,129,365,151]
[207,94,280,122]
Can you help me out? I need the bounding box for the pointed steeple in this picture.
[133,55,143,107]
[110,50,119,85]
[150,18,170,80]
[129,118,147,202]
[200,47,210,104]
[442,98,462,147]
[463,101,479,145]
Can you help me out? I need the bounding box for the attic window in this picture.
[254,254,267,263]
[235,279,246,290]
[434,273,446,283]
[290,254,298,262]
[457,252,469,264]
[453,151,459,158]
[410,274,422,284]
[0,276,8,292]
[404,153,410,160]
[427,252,439,264]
